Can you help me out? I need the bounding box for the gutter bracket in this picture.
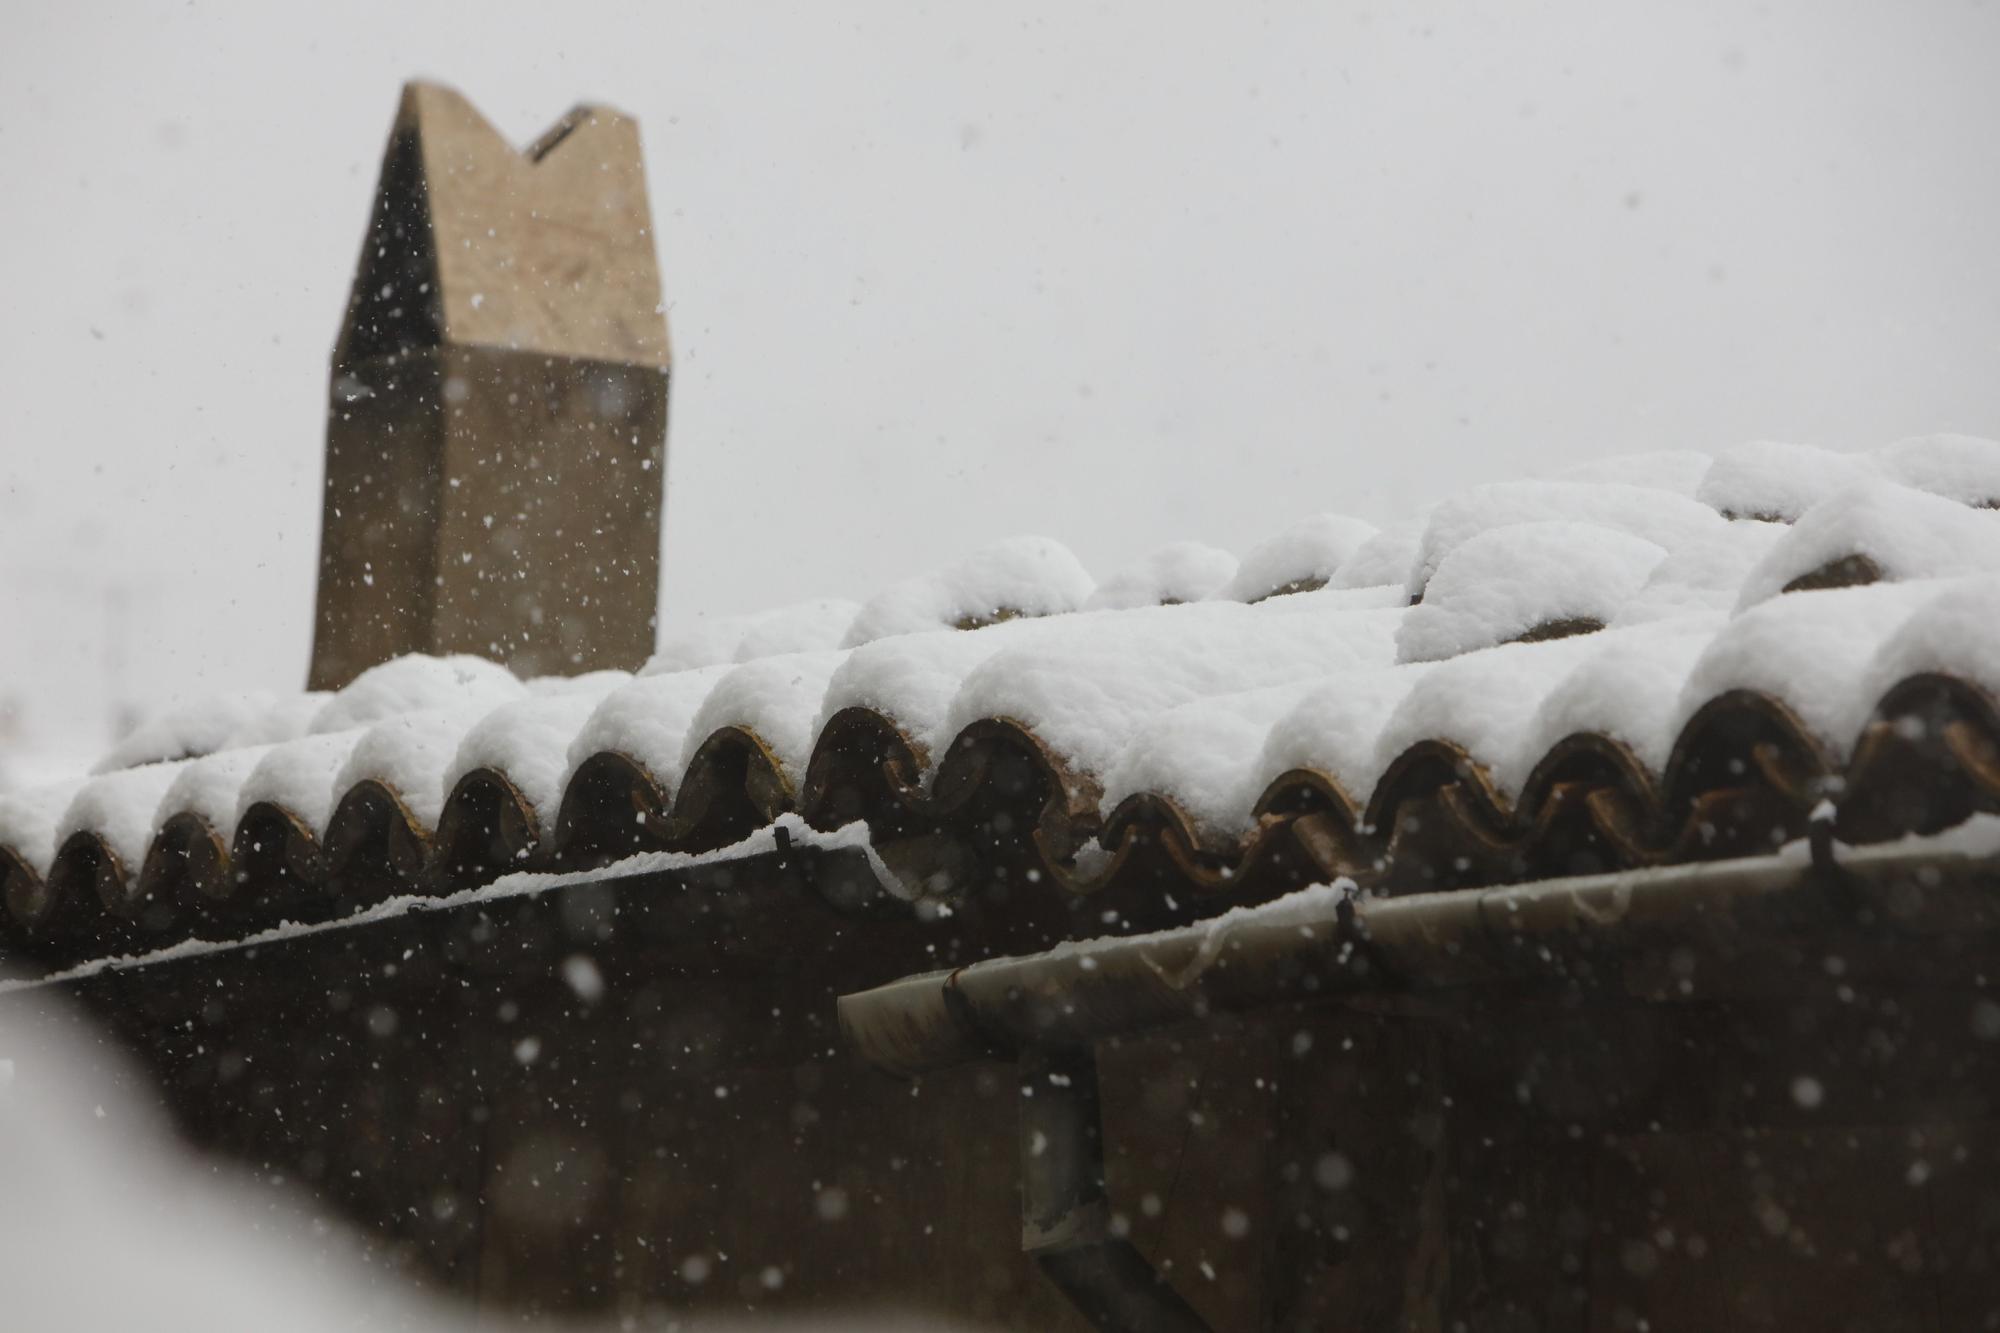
[1334,874,1404,989]
[1807,797,1865,917]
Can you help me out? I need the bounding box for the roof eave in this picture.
[838,823,2000,1078]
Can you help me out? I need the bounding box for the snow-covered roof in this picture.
[10,434,2000,967]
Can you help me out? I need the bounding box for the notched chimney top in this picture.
[336,79,671,372]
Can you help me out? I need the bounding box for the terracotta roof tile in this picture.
[9,437,2000,971]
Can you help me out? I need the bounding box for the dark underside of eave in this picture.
[5,670,1999,975]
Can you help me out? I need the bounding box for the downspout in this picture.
[1016,1045,1213,1332]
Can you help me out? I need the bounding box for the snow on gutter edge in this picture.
[0,815,888,996]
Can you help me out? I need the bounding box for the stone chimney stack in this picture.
[309,81,670,691]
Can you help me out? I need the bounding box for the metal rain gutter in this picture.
[839,831,2000,1077]
[836,828,2000,1331]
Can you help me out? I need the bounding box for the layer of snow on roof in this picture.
[1408,481,1723,598]
[157,744,274,841]
[335,706,496,830]
[92,693,277,775]
[1610,521,1787,624]
[1373,634,1611,804]
[733,598,862,662]
[28,436,2000,892]
[1099,681,1319,840]
[1254,666,1436,807]
[840,535,1094,646]
[524,669,632,697]
[446,686,624,834]
[1552,449,1714,496]
[1859,574,2000,707]
[828,594,1409,782]
[646,612,762,675]
[1396,521,1666,663]
[234,731,366,837]
[0,779,89,876]
[564,664,735,790]
[1672,579,1949,751]
[646,598,861,674]
[945,596,1405,780]
[1512,614,1724,785]
[310,654,523,734]
[1869,433,2000,507]
[679,650,848,785]
[1735,482,2000,610]
[1330,507,1430,590]
[59,761,190,871]
[815,620,1040,759]
[1084,541,1238,611]
[1214,513,1378,602]
[1695,439,1882,521]
[219,692,331,750]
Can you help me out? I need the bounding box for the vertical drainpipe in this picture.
[1017,1047,1213,1332]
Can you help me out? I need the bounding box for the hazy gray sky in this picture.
[3,0,1998,773]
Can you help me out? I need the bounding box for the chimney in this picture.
[309,81,671,691]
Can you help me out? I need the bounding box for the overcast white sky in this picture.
[3,0,1998,777]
